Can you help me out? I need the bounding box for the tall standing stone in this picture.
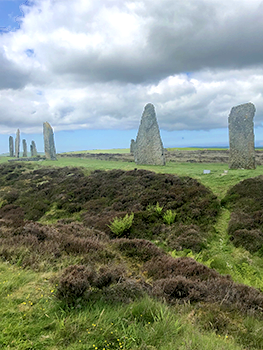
[22,139,27,157]
[228,102,256,169]
[31,140,37,157]
[43,122,57,160]
[134,103,165,165]
[9,136,14,157]
[15,129,20,158]
[130,139,136,154]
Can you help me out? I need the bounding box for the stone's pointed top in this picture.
[43,121,52,129]
[142,103,156,118]
[141,103,158,130]
[144,103,155,110]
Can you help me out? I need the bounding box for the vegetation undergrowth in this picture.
[0,261,249,350]
[0,158,263,349]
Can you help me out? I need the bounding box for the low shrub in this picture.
[223,176,263,254]
[114,238,165,262]
[94,265,126,289]
[56,265,97,304]
[229,229,263,253]
[152,276,207,303]
[101,279,147,304]
[166,224,206,253]
[143,256,220,281]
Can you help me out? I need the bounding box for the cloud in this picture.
[0,0,263,135]
[0,46,30,89]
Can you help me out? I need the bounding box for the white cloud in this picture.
[1,0,263,135]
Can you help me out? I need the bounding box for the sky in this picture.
[1,0,263,153]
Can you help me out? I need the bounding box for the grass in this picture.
[61,148,130,154]
[0,262,244,349]
[3,155,263,200]
[1,152,263,349]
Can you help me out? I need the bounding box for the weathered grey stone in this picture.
[22,139,27,157]
[9,136,14,157]
[130,139,136,154]
[31,140,37,157]
[43,122,57,160]
[134,103,165,165]
[15,129,20,158]
[228,102,256,169]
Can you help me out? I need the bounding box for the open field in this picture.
[2,154,263,199]
[1,154,263,349]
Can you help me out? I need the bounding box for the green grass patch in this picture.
[0,262,245,350]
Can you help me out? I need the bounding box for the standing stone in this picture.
[228,102,256,169]
[22,139,27,157]
[9,136,14,157]
[15,129,20,158]
[134,103,165,165]
[130,139,136,154]
[43,122,57,160]
[31,141,37,157]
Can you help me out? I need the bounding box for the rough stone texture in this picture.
[31,140,37,157]
[43,122,57,160]
[9,136,14,157]
[22,139,27,157]
[15,129,20,158]
[134,103,165,165]
[228,102,256,169]
[130,139,136,154]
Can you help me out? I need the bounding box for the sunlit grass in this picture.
[0,262,243,349]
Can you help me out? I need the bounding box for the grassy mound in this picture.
[0,163,220,246]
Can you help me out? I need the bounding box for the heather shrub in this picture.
[0,219,114,270]
[223,176,263,253]
[21,222,48,242]
[204,277,263,314]
[114,238,165,262]
[227,211,256,235]
[62,236,105,255]
[56,265,97,304]
[151,274,263,315]
[0,204,24,228]
[101,279,147,304]
[166,224,206,253]
[94,265,126,289]
[3,190,19,204]
[229,229,263,253]
[152,277,207,303]
[143,256,220,281]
